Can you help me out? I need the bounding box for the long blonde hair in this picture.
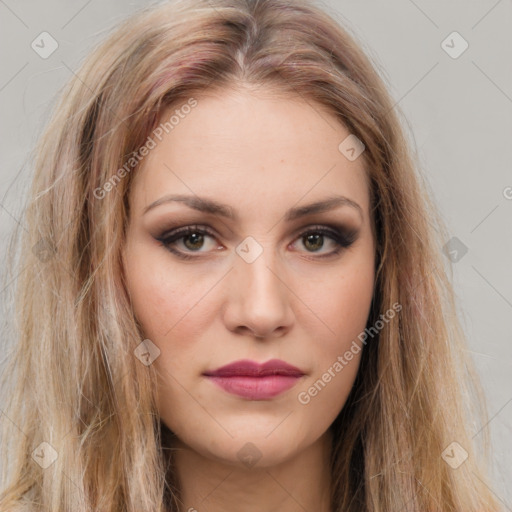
[0,0,502,510]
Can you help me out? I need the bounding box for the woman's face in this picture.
[122,87,375,468]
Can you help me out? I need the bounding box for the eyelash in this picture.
[156,224,358,261]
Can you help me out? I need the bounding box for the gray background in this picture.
[0,0,511,505]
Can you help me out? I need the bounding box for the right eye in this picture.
[156,225,222,260]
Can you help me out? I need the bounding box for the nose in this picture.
[222,244,294,339]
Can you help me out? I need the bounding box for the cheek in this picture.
[299,251,375,354]
[324,269,374,345]
[295,247,374,412]
[294,266,374,420]
[124,242,201,339]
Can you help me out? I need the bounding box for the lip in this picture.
[203,359,305,400]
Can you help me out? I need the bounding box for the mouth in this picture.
[202,359,305,400]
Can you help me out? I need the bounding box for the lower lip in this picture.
[205,375,302,400]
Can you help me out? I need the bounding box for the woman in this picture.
[0,0,503,510]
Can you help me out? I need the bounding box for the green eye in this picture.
[157,224,358,260]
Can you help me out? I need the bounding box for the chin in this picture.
[193,429,313,470]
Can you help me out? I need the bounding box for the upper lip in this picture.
[203,359,305,377]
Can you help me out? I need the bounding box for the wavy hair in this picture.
[0,0,502,510]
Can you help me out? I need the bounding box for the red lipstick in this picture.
[203,359,305,400]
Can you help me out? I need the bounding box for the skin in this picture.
[122,86,375,512]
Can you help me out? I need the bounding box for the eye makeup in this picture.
[154,222,359,261]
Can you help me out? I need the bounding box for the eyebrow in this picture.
[143,194,363,221]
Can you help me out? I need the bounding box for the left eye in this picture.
[293,230,341,254]
[157,224,357,260]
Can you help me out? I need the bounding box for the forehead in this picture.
[129,87,370,218]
